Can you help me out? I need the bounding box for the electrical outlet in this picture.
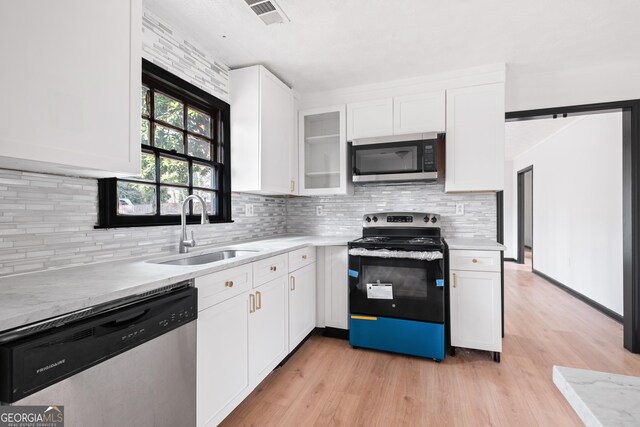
[316,205,324,216]
[455,203,465,215]
[246,204,254,216]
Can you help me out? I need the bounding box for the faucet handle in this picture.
[190,230,196,244]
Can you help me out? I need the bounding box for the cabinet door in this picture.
[197,292,250,427]
[299,105,352,196]
[450,269,502,352]
[445,83,505,192]
[347,98,393,141]
[324,246,349,330]
[0,0,141,178]
[249,276,288,386]
[393,91,445,135]
[288,263,317,351]
[260,67,294,194]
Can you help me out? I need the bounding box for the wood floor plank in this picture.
[221,261,640,426]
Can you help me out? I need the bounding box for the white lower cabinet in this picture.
[449,251,502,356]
[324,246,349,330]
[197,292,250,427]
[248,275,289,387]
[288,263,317,351]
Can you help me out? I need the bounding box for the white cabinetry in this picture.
[288,263,316,351]
[197,293,249,427]
[249,275,289,386]
[323,246,349,330]
[393,91,445,134]
[230,65,295,194]
[299,106,352,195]
[346,98,394,140]
[0,0,142,178]
[445,83,505,192]
[449,249,502,361]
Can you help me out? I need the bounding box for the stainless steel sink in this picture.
[158,250,258,266]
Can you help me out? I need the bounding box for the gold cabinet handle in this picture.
[453,273,457,288]
[249,293,256,313]
[290,276,296,291]
[290,180,295,192]
[256,291,262,310]
[302,255,308,260]
[225,280,234,288]
[472,258,478,264]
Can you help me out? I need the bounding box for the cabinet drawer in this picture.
[288,246,316,272]
[196,264,253,311]
[253,254,288,288]
[449,250,501,272]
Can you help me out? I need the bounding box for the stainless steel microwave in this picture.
[350,133,444,184]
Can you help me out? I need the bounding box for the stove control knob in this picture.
[423,216,430,222]
[431,216,437,223]
[373,216,378,222]
[365,216,371,223]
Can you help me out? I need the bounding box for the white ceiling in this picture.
[505,117,580,160]
[144,0,640,94]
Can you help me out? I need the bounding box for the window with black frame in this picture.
[98,59,231,228]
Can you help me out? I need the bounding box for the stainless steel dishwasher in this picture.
[0,282,197,427]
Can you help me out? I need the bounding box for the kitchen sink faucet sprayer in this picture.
[179,194,209,253]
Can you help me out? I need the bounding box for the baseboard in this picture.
[315,326,349,340]
[532,269,623,324]
[504,257,518,263]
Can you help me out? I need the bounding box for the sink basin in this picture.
[158,250,259,266]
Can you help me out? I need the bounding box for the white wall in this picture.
[504,112,623,314]
[524,171,532,248]
[506,60,640,112]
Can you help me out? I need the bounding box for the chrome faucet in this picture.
[179,194,209,253]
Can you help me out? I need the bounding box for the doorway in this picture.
[517,166,533,267]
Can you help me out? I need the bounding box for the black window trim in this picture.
[97,59,232,229]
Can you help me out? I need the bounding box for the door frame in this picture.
[517,166,533,265]
[505,98,640,353]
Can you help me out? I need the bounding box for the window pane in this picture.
[125,152,156,182]
[193,190,216,215]
[154,92,184,128]
[187,107,211,137]
[160,186,188,215]
[141,86,150,117]
[117,182,156,215]
[193,163,214,188]
[141,119,150,146]
[187,135,211,160]
[155,125,184,153]
[160,156,189,185]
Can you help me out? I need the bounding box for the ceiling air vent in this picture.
[244,0,290,25]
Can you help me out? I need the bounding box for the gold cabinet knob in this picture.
[302,255,308,260]
[472,259,478,264]
[270,265,277,272]
[225,280,234,287]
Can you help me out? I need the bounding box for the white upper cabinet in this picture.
[445,83,505,192]
[299,105,352,195]
[393,91,445,134]
[0,0,142,178]
[346,98,394,141]
[230,65,295,195]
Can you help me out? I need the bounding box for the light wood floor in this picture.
[221,261,640,426]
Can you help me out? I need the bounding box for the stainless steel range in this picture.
[347,212,446,361]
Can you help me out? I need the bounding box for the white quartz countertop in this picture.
[553,365,640,426]
[445,238,506,251]
[0,234,356,333]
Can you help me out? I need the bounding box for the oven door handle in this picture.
[348,248,443,261]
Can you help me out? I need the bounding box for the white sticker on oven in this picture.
[366,282,393,299]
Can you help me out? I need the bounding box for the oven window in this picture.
[349,256,444,323]
[353,142,421,175]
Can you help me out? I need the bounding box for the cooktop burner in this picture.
[360,236,390,243]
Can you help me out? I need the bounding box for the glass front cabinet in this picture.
[298,106,353,195]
